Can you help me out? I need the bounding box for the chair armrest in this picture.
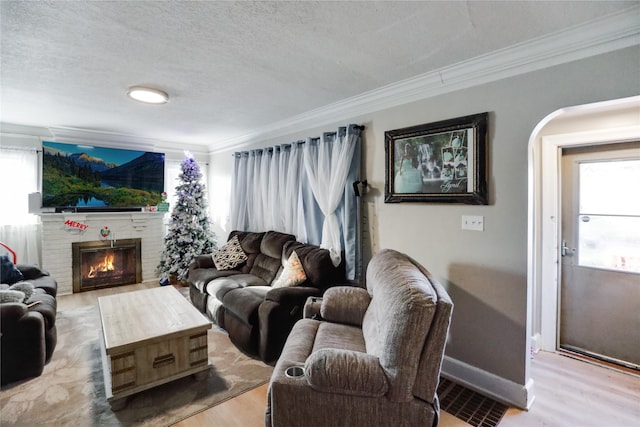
[190,255,216,270]
[303,297,323,319]
[258,287,323,363]
[0,303,46,382]
[265,286,322,305]
[1,302,46,342]
[320,287,371,326]
[0,302,28,321]
[187,256,217,284]
[304,348,388,397]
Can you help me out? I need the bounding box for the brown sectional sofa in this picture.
[187,230,345,363]
[1,264,58,385]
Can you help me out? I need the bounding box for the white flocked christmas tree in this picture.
[157,152,217,283]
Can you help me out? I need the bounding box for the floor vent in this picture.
[438,378,509,427]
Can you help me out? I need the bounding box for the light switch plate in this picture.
[462,215,484,231]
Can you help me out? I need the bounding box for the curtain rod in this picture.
[0,146,41,153]
[231,124,364,157]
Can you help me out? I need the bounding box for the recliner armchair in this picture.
[265,249,453,427]
[1,264,58,385]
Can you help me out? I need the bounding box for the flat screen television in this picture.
[42,141,165,211]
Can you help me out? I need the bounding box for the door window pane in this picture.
[578,158,640,273]
[579,159,640,215]
[578,215,640,273]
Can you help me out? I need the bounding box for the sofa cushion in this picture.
[320,287,371,326]
[248,231,296,284]
[15,264,49,280]
[25,275,57,298]
[260,231,296,259]
[223,286,270,326]
[190,268,242,293]
[282,242,343,289]
[249,254,282,285]
[229,231,266,273]
[212,236,248,270]
[230,231,264,254]
[206,274,267,301]
[272,251,306,288]
[312,321,366,353]
[1,255,24,285]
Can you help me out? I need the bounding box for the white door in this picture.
[560,142,640,370]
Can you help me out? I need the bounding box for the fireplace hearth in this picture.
[72,239,142,293]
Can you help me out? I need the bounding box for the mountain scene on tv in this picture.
[42,141,165,208]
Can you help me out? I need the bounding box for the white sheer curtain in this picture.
[0,147,41,265]
[282,143,307,240]
[303,130,357,266]
[229,153,248,231]
[229,125,362,279]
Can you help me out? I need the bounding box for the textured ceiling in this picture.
[1,1,636,148]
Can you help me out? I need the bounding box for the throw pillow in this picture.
[0,289,26,303]
[0,254,24,285]
[272,251,307,288]
[9,281,34,300]
[212,236,248,271]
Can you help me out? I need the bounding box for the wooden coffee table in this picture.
[98,286,212,408]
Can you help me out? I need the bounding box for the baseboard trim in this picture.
[441,356,535,410]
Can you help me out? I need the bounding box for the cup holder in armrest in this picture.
[285,366,305,378]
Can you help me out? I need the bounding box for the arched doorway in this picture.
[527,96,640,356]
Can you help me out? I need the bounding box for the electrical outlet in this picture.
[461,215,484,231]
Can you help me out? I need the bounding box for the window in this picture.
[578,159,640,273]
[0,146,40,264]
[0,148,38,226]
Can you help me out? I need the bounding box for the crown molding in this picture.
[48,127,210,156]
[0,123,209,157]
[0,123,53,138]
[48,126,160,151]
[209,5,640,154]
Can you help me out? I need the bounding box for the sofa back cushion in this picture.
[282,241,344,289]
[361,249,438,403]
[249,231,296,284]
[228,231,265,274]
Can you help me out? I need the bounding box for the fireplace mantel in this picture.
[39,212,166,295]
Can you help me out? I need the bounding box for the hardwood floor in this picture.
[172,383,270,427]
[59,284,640,426]
[56,280,161,311]
[172,351,640,427]
[500,351,640,427]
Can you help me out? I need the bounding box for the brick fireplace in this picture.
[39,212,165,295]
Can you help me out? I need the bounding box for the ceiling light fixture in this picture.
[127,86,169,104]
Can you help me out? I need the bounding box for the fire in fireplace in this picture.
[72,239,142,293]
[87,251,115,278]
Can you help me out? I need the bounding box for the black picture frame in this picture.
[384,112,488,204]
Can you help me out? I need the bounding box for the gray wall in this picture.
[209,46,639,387]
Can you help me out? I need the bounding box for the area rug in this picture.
[0,304,274,426]
[438,377,508,427]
